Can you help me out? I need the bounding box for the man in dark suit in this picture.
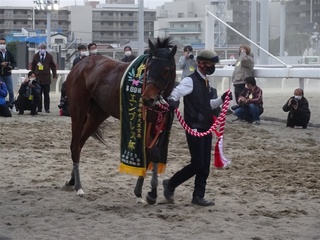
[31,42,57,113]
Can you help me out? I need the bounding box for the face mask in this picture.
[90,49,97,55]
[125,51,132,57]
[205,65,215,75]
[0,44,6,50]
[80,51,87,57]
[294,95,302,100]
[40,49,46,54]
[29,78,36,81]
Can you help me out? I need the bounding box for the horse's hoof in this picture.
[77,189,84,196]
[136,197,146,204]
[146,194,156,205]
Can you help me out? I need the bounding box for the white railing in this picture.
[11,64,320,94]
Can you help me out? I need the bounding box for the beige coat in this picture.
[232,52,254,85]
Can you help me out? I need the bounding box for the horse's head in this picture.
[142,37,177,108]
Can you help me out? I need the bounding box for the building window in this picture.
[55,39,64,44]
[300,12,307,18]
[178,13,184,18]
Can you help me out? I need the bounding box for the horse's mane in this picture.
[92,37,177,145]
[154,36,176,50]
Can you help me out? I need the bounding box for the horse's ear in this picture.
[170,45,177,59]
[149,39,158,56]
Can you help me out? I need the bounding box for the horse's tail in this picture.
[91,122,108,147]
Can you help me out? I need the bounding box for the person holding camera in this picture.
[163,50,232,207]
[0,37,17,110]
[282,88,310,129]
[231,44,254,104]
[232,76,263,125]
[15,71,41,116]
[178,45,197,80]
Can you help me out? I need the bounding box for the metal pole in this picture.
[310,0,313,23]
[250,0,257,59]
[280,0,285,57]
[138,0,144,55]
[205,5,215,51]
[32,7,35,30]
[259,0,269,64]
[47,10,51,49]
[206,9,288,66]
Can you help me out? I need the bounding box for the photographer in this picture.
[232,76,263,125]
[0,37,17,110]
[15,71,41,115]
[58,81,69,116]
[282,88,310,129]
[178,45,197,80]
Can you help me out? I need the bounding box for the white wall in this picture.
[69,6,93,44]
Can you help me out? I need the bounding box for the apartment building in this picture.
[0,4,155,46]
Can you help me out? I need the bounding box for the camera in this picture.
[188,53,194,59]
[6,65,12,70]
[58,100,65,109]
[291,97,298,106]
[231,104,240,111]
[231,102,245,111]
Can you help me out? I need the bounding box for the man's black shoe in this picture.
[45,110,50,113]
[163,179,174,203]
[38,109,42,113]
[191,196,215,207]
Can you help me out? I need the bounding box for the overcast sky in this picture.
[0,0,172,9]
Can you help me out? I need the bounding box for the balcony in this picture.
[286,3,311,12]
[168,28,201,34]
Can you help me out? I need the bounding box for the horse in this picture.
[64,37,177,204]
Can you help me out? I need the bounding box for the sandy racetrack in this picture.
[0,88,319,240]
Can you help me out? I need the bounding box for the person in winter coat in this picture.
[282,88,311,129]
[231,44,254,104]
[31,42,57,113]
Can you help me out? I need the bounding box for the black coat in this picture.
[0,49,17,76]
[283,97,311,126]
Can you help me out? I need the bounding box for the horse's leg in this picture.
[65,110,87,192]
[69,103,109,196]
[134,176,145,203]
[146,162,158,205]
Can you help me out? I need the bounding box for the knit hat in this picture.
[197,50,219,63]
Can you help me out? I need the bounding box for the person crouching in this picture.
[232,76,263,125]
[15,71,41,115]
[282,88,311,129]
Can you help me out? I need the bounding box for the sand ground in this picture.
[0,87,319,240]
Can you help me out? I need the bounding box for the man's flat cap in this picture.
[197,50,219,63]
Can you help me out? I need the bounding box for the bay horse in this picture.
[65,37,177,204]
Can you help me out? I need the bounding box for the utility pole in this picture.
[33,0,60,49]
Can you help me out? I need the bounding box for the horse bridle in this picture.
[144,56,175,97]
[142,55,175,149]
